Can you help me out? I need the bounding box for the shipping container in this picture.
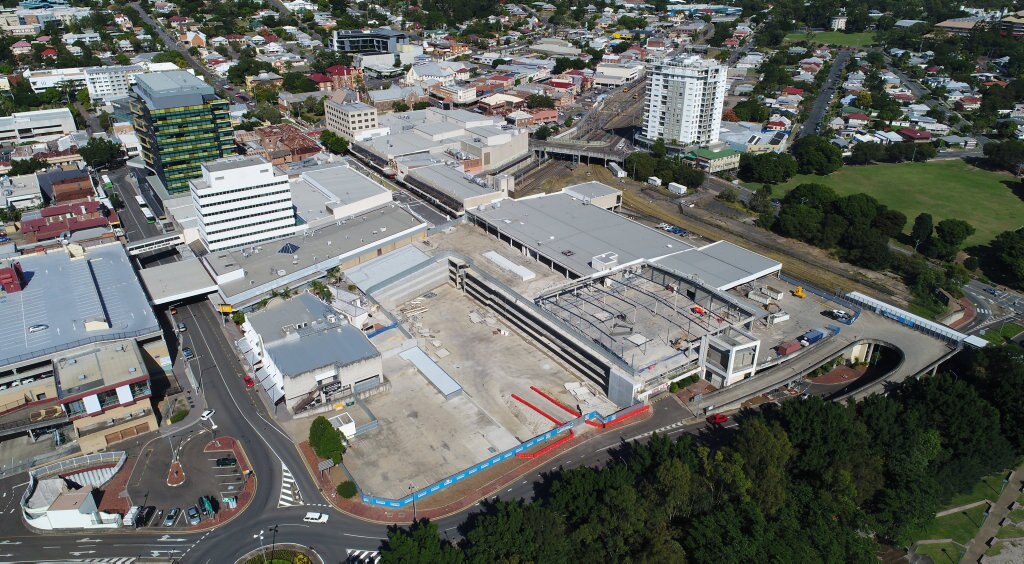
[608,162,627,178]
[761,286,784,300]
[667,182,687,195]
[826,324,841,335]
[802,328,827,345]
[775,341,802,356]
[747,291,771,305]
[647,176,662,186]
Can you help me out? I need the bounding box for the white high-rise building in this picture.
[642,55,727,146]
[191,156,297,252]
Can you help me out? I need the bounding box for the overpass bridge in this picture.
[125,232,184,256]
[530,139,627,164]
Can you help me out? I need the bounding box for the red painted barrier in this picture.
[603,405,650,428]
[516,430,574,459]
[529,386,582,417]
[511,393,564,426]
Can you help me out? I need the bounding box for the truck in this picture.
[799,328,827,346]
[667,182,687,195]
[123,506,141,527]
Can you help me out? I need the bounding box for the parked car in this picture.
[186,505,201,526]
[244,374,255,388]
[706,413,729,425]
[163,507,180,526]
[215,457,237,467]
[182,347,194,360]
[177,322,186,332]
[136,506,155,527]
[200,409,215,420]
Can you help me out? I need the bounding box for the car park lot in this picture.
[126,430,238,530]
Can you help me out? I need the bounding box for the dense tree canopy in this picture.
[791,135,843,175]
[738,152,798,184]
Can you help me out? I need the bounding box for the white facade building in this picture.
[0,108,77,143]
[324,100,382,141]
[643,55,726,146]
[23,67,86,93]
[84,65,144,103]
[191,156,297,252]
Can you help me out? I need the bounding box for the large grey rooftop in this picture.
[0,243,161,368]
[301,165,389,205]
[469,193,695,275]
[655,241,782,291]
[249,293,380,376]
[406,164,500,202]
[267,321,379,377]
[468,193,781,289]
[204,156,271,173]
[132,71,217,110]
[562,181,621,199]
[207,203,427,306]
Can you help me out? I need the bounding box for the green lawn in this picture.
[784,30,877,47]
[915,542,963,564]
[983,323,1024,345]
[947,472,1007,507]
[909,505,989,545]
[997,525,1024,539]
[759,160,1024,246]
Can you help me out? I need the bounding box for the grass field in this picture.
[947,472,1007,507]
[983,322,1024,345]
[758,160,1024,246]
[784,31,876,47]
[915,542,963,563]
[909,504,989,545]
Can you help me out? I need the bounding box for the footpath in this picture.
[963,463,1024,562]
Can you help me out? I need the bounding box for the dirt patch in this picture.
[810,365,866,385]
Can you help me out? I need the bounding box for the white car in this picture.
[303,512,329,523]
[200,409,215,421]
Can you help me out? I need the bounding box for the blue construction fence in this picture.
[778,273,861,325]
[365,322,400,338]
[360,404,647,508]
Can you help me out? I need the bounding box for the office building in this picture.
[324,100,380,141]
[191,156,296,252]
[0,108,77,143]
[642,55,726,146]
[331,27,408,53]
[130,71,233,194]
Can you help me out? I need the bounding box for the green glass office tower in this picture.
[130,71,233,194]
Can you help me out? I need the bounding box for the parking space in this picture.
[126,428,239,530]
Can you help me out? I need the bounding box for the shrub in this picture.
[170,409,188,424]
[336,480,358,498]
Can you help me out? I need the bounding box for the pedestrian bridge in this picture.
[530,139,626,163]
[125,233,184,256]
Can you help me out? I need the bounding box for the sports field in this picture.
[784,31,876,47]
[762,160,1024,246]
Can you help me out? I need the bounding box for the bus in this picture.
[101,175,113,190]
[135,195,148,209]
[142,207,156,224]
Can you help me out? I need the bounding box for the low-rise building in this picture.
[685,145,741,173]
[0,108,77,144]
[241,292,383,412]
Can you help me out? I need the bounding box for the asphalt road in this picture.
[796,49,851,139]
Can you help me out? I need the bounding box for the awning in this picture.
[236,338,252,354]
[244,349,258,366]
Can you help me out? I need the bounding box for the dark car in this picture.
[186,505,201,526]
[137,506,155,527]
[197,496,212,517]
[182,347,194,360]
[706,413,729,425]
[163,507,180,527]
[215,456,237,467]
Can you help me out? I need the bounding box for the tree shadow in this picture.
[1001,179,1024,203]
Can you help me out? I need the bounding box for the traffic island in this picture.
[167,461,186,487]
[235,543,323,564]
[299,406,653,523]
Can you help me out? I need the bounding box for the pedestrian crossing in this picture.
[278,464,302,507]
[76,559,135,564]
[346,549,381,563]
[978,308,990,314]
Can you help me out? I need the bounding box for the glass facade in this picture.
[131,95,233,194]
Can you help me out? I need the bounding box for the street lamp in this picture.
[268,525,279,560]
[409,483,417,523]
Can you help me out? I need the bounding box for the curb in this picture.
[303,407,654,524]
